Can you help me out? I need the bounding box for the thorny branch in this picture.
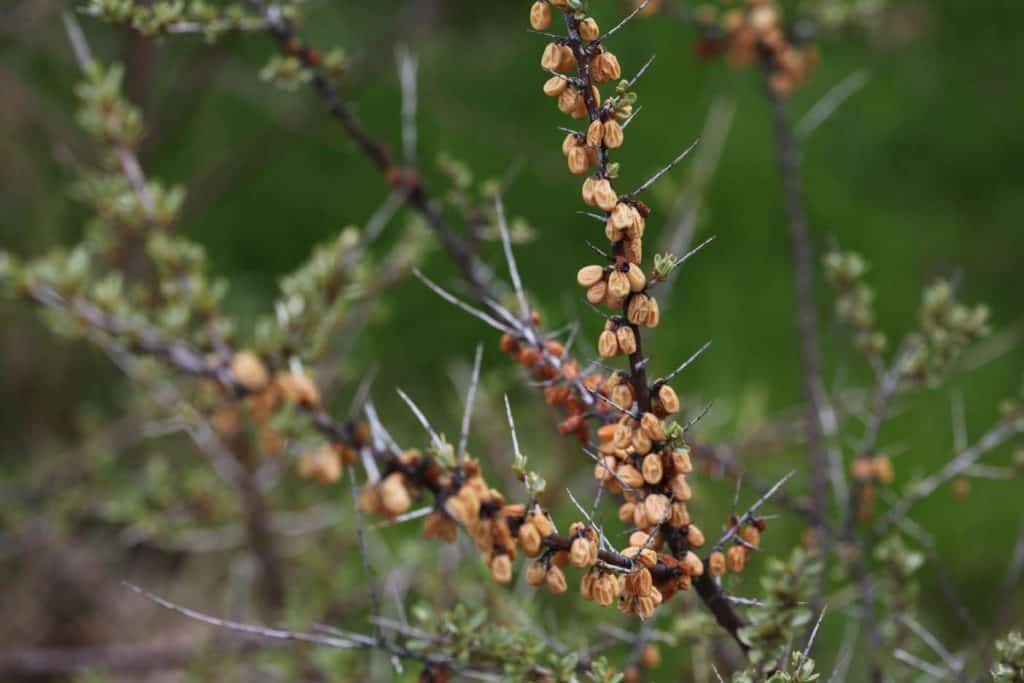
[872,416,1024,539]
[546,2,753,645]
[763,56,835,609]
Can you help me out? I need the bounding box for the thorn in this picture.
[632,138,700,196]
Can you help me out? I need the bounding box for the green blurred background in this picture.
[1,0,1022,679]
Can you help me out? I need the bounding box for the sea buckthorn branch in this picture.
[690,444,822,531]
[346,380,764,639]
[677,6,1013,670]
[841,345,910,532]
[818,250,1010,679]
[528,0,771,648]
[658,2,839,588]
[761,56,838,588]
[870,412,1024,541]
[824,253,997,531]
[353,419,704,609]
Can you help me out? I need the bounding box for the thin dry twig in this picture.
[458,344,485,458]
[631,138,700,196]
[796,70,870,140]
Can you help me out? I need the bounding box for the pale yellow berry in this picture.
[682,551,704,577]
[298,445,342,484]
[518,521,543,556]
[531,510,555,537]
[616,325,637,355]
[657,384,681,415]
[603,119,624,148]
[545,565,568,593]
[640,412,665,441]
[617,464,644,489]
[570,536,595,567]
[582,176,597,205]
[726,545,748,573]
[578,17,600,41]
[668,474,692,501]
[543,75,567,97]
[668,502,690,528]
[577,264,605,288]
[598,330,619,358]
[643,493,670,524]
[607,269,631,299]
[541,43,562,71]
[641,453,663,484]
[709,551,726,577]
[379,472,411,517]
[593,179,618,211]
[530,1,552,30]
[586,281,608,304]
[627,263,646,292]
[587,119,604,147]
[231,350,269,392]
[526,560,547,586]
[568,145,590,174]
[275,370,321,407]
[671,448,693,474]
[491,554,512,583]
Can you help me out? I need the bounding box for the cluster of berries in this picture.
[340,1,777,624]
[523,0,767,618]
[497,322,611,444]
[850,453,895,521]
[707,518,764,576]
[214,350,360,479]
[693,0,818,95]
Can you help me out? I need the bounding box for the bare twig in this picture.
[413,269,516,335]
[796,70,870,141]
[658,97,735,290]
[396,388,445,452]
[495,194,531,322]
[796,605,828,669]
[659,340,712,384]
[600,0,652,41]
[348,466,401,673]
[900,615,963,680]
[623,54,657,89]
[631,138,700,196]
[458,344,485,458]
[395,44,418,168]
[892,649,950,680]
[764,64,835,615]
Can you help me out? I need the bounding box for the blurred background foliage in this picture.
[0,0,1021,680]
